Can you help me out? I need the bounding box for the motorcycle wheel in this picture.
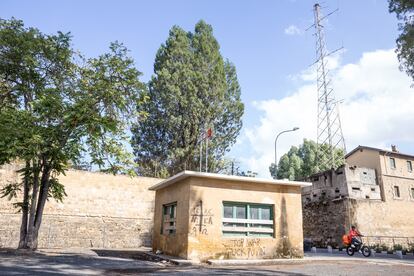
[346,246,355,256]
[361,246,371,257]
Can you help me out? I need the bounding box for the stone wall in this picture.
[0,164,161,249]
[302,198,351,247]
[304,147,414,249]
[353,198,414,247]
[303,197,414,248]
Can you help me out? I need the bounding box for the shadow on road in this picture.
[106,267,308,275]
[92,249,165,262]
[0,248,163,276]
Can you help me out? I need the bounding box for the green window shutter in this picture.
[222,202,274,237]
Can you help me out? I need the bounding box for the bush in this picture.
[408,243,414,253]
[393,244,403,251]
[370,244,381,253]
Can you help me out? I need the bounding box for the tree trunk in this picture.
[18,161,30,249]
[27,164,51,250]
[25,162,41,249]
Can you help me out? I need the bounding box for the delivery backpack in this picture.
[342,234,350,245]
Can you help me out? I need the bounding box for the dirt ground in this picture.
[1,248,413,275]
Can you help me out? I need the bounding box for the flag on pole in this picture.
[207,128,213,138]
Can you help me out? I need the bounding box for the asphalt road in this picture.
[109,262,414,276]
[1,248,413,275]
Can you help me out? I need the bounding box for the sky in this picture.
[2,0,413,178]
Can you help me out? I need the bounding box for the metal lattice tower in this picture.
[313,3,346,171]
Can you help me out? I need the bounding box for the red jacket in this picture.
[348,229,361,239]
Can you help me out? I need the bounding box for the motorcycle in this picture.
[345,236,371,257]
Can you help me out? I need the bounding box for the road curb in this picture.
[207,256,414,267]
[207,258,309,266]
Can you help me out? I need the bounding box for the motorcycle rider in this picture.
[348,225,363,249]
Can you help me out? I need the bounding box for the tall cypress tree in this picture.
[132,20,244,177]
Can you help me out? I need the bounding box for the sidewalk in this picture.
[309,247,414,261]
[136,247,414,267]
[207,252,414,267]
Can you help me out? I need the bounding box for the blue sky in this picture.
[2,0,413,177]
[1,1,398,99]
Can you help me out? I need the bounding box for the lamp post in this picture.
[274,127,299,179]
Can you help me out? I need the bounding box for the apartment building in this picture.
[346,145,414,202]
[302,145,414,248]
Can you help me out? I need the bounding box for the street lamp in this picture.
[274,127,300,179]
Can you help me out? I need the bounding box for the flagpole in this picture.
[199,138,202,172]
[205,135,208,172]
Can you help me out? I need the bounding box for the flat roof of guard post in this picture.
[148,170,311,191]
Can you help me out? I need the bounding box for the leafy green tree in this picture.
[132,20,244,177]
[269,139,345,180]
[0,18,146,250]
[217,158,257,177]
[388,0,414,82]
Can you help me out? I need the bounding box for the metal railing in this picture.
[362,235,414,248]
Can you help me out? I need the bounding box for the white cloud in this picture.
[243,49,414,178]
[287,51,344,82]
[284,25,303,36]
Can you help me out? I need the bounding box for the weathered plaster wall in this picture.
[379,153,414,180]
[346,149,381,173]
[354,199,414,245]
[152,179,190,258]
[302,167,348,203]
[187,178,304,261]
[302,165,380,204]
[153,176,305,261]
[380,156,414,202]
[0,164,160,248]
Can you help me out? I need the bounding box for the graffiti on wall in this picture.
[190,200,213,236]
[223,238,266,258]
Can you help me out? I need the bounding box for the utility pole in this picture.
[312,3,346,171]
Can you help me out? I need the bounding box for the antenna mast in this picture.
[313,3,346,171]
